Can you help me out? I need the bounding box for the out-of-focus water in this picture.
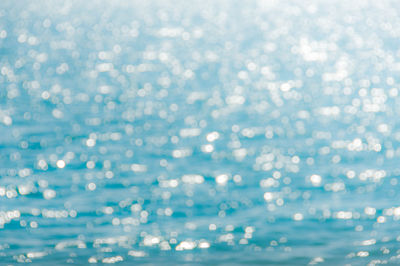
[1,0,400,264]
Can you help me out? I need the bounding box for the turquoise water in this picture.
[1,0,400,265]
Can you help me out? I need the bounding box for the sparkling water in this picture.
[1,0,400,264]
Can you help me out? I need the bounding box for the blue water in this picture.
[1,0,400,264]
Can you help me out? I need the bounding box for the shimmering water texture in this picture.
[1,0,400,265]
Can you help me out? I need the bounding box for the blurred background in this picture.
[1,0,400,264]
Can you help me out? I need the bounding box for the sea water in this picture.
[1,0,400,265]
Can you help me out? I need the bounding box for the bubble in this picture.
[87,183,96,191]
[201,144,214,153]
[43,189,56,200]
[293,213,304,221]
[215,174,229,185]
[264,192,274,201]
[56,160,66,168]
[206,131,220,142]
[86,138,96,147]
[310,174,322,186]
